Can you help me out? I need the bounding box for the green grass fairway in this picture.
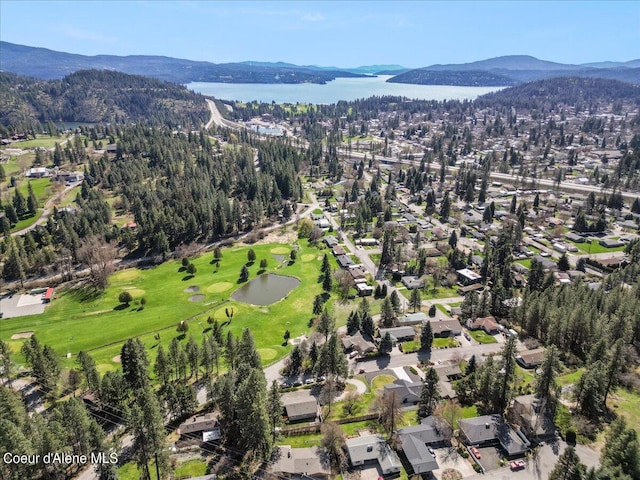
[258,348,277,361]
[206,282,233,293]
[112,270,142,282]
[0,243,324,371]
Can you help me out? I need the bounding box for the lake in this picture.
[231,273,301,306]
[187,75,505,104]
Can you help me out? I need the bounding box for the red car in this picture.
[471,447,481,459]
[510,460,525,470]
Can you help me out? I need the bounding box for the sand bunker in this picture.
[184,285,200,293]
[189,294,205,302]
[11,331,34,340]
[112,355,121,363]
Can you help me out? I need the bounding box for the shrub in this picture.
[118,291,133,305]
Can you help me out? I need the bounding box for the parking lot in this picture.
[0,293,46,318]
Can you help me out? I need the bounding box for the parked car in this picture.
[358,369,366,374]
[471,447,481,459]
[510,460,525,471]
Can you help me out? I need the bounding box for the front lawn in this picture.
[468,330,497,344]
[433,337,459,348]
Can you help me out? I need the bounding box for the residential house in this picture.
[341,332,376,354]
[178,413,220,441]
[379,326,416,343]
[509,394,557,442]
[345,434,402,475]
[401,275,425,290]
[355,283,373,297]
[456,268,483,286]
[281,390,319,422]
[269,446,331,479]
[398,312,428,326]
[336,255,355,269]
[384,379,422,405]
[467,316,500,334]
[349,267,367,282]
[397,416,452,475]
[599,238,624,248]
[332,245,347,256]
[428,319,462,338]
[516,348,546,369]
[324,236,339,248]
[458,415,531,458]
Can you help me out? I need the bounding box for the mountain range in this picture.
[0,42,638,86]
[388,55,640,86]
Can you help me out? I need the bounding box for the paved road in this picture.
[11,182,79,236]
[465,440,599,480]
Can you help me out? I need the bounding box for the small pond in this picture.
[231,273,300,306]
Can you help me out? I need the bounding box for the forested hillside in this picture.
[475,77,640,110]
[0,70,209,131]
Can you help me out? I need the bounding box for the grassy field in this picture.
[608,388,640,434]
[16,177,52,205]
[174,459,208,478]
[433,337,459,348]
[3,135,68,149]
[557,368,584,386]
[0,242,326,372]
[515,259,532,269]
[568,239,626,254]
[468,330,497,344]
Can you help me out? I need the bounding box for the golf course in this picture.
[0,242,328,373]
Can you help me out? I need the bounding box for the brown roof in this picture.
[516,348,546,368]
[468,316,499,332]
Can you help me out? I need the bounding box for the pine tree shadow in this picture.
[182,275,195,281]
[69,286,103,303]
[113,304,129,311]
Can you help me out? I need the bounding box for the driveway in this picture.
[433,446,476,479]
[465,440,600,480]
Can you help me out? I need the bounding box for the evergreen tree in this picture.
[312,294,324,315]
[361,314,375,337]
[266,380,284,443]
[239,265,249,282]
[557,253,570,272]
[380,297,396,327]
[128,386,169,480]
[409,288,422,312]
[549,446,585,480]
[322,267,332,292]
[440,191,451,220]
[346,311,361,335]
[420,322,433,351]
[77,350,101,394]
[418,367,440,418]
[600,416,639,479]
[448,230,458,249]
[390,290,401,314]
[317,307,336,341]
[379,333,393,355]
[120,338,150,392]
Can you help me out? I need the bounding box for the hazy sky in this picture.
[1,1,639,68]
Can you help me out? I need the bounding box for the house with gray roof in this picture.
[398,312,428,326]
[384,379,422,405]
[281,390,319,422]
[345,434,402,475]
[401,275,425,290]
[397,416,451,475]
[379,326,415,343]
[428,318,462,337]
[458,415,531,458]
[270,445,331,479]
